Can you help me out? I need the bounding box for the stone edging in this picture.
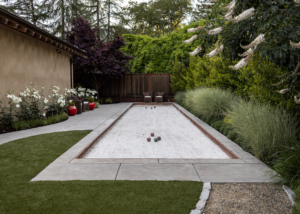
[190,182,211,214]
[283,185,296,205]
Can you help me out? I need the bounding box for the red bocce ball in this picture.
[157,136,161,140]
[151,133,154,137]
[147,138,151,142]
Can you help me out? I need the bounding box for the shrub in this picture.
[88,97,94,103]
[95,102,100,108]
[12,121,30,130]
[273,141,300,186]
[187,87,240,120]
[68,102,75,106]
[182,89,198,114]
[58,112,68,121]
[226,100,299,162]
[174,91,186,106]
[105,98,113,104]
[211,120,224,132]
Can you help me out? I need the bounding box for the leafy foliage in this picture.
[121,0,192,37]
[66,17,133,91]
[121,21,209,74]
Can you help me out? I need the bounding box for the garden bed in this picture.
[0,113,68,134]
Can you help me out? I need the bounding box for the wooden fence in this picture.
[98,73,175,103]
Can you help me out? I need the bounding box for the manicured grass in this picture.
[0,131,202,214]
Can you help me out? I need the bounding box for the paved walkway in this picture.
[29,103,278,183]
[0,103,132,145]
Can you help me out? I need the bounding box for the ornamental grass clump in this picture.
[174,91,186,106]
[188,88,240,119]
[226,100,299,162]
[182,89,198,114]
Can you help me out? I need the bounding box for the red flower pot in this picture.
[89,102,95,110]
[67,106,77,116]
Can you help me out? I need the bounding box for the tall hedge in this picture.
[121,20,206,74]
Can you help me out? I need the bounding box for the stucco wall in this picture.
[0,24,71,105]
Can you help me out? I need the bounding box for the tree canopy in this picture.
[66,17,133,91]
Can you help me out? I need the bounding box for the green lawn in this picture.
[0,131,202,214]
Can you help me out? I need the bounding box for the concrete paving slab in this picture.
[52,158,72,164]
[159,159,245,164]
[31,163,120,181]
[243,158,264,164]
[71,158,159,164]
[194,163,277,182]
[116,164,201,181]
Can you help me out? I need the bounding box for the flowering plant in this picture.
[18,83,45,121]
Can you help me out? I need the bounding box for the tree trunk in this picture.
[107,0,110,42]
[97,1,100,39]
[30,0,36,26]
[62,0,65,40]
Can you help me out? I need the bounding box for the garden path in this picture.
[0,103,132,145]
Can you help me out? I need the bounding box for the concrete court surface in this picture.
[28,103,278,183]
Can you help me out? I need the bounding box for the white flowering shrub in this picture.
[75,87,98,99]
[0,92,22,129]
[18,83,46,121]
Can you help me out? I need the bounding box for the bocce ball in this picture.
[157,136,161,140]
[147,138,151,142]
[151,133,154,137]
[154,138,158,142]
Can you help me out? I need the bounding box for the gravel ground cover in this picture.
[85,105,229,159]
[203,183,292,214]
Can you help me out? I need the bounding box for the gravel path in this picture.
[203,183,292,214]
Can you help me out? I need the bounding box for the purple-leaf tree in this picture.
[66,17,133,93]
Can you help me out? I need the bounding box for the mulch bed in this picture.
[203,183,292,214]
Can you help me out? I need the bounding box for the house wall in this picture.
[0,24,71,106]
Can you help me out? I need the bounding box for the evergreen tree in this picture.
[122,0,192,37]
[3,0,48,28]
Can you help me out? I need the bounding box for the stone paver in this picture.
[116,164,201,181]
[31,163,120,181]
[194,163,277,182]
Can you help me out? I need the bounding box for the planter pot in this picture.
[89,102,95,110]
[67,106,77,116]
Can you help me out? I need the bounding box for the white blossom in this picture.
[190,46,202,56]
[44,98,49,104]
[294,92,300,104]
[205,45,224,58]
[290,40,300,49]
[42,113,46,117]
[44,106,48,110]
[232,7,255,23]
[278,89,289,94]
[224,8,234,19]
[223,0,235,11]
[229,55,252,70]
[241,34,265,49]
[238,47,256,57]
[187,26,205,33]
[182,35,197,44]
[206,27,222,35]
[16,104,20,108]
